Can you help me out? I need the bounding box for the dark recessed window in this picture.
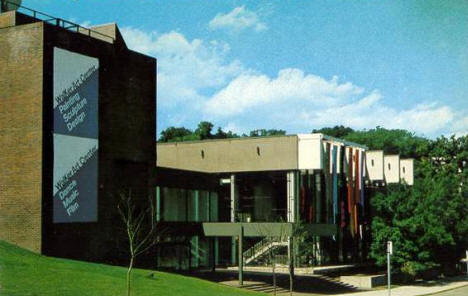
[201,150,205,159]
[388,163,391,170]
[403,167,406,173]
[256,146,260,156]
[371,159,374,167]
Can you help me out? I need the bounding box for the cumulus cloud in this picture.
[448,115,468,137]
[204,69,463,136]
[120,27,465,137]
[209,6,267,32]
[205,69,363,116]
[121,27,244,109]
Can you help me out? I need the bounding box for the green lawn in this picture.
[0,240,260,296]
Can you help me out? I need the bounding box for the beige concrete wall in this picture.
[0,22,44,252]
[400,159,414,185]
[157,136,298,173]
[366,150,384,181]
[384,155,400,184]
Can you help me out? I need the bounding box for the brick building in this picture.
[0,8,156,264]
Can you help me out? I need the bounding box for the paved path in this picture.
[345,276,468,296]
[430,285,468,296]
[191,269,468,296]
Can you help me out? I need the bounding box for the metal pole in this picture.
[387,251,391,296]
[238,226,243,286]
[466,250,468,278]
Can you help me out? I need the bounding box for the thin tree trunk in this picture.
[127,256,134,296]
[289,271,293,296]
[273,260,276,296]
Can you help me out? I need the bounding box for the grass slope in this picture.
[0,240,260,296]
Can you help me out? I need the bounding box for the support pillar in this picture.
[287,171,296,223]
[238,226,244,286]
[230,174,238,265]
[288,236,295,277]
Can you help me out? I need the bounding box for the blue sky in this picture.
[24,0,468,137]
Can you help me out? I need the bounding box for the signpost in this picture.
[462,250,468,278]
[387,241,393,296]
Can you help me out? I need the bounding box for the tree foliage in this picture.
[312,125,354,138]
[249,129,286,137]
[370,136,468,278]
[158,121,286,142]
[344,126,430,159]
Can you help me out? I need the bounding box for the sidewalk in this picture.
[345,276,468,296]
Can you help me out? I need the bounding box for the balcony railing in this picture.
[2,0,114,43]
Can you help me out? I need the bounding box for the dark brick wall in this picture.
[0,15,156,263]
[0,22,44,253]
[41,23,156,264]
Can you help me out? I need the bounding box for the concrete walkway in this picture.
[191,269,468,296]
[345,276,468,296]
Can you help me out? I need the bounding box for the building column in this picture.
[314,172,323,265]
[287,171,296,223]
[315,172,322,223]
[238,225,244,286]
[156,186,161,221]
[230,174,238,265]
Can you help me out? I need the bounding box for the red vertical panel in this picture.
[354,150,360,236]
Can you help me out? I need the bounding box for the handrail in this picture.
[243,236,287,264]
[3,0,115,43]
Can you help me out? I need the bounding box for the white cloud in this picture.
[204,69,463,136]
[120,27,465,138]
[209,6,267,32]
[205,69,363,116]
[448,115,468,137]
[121,27,244,109]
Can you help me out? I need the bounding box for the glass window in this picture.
[210,192,218,222]
[163,187,187,222]
[187,190,198,222]
[198,190,209,222]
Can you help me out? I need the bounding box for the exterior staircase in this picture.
[243,237,288,265]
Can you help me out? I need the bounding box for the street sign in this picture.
[387,241,392,296]
[220,178,231,185]
[387,241,393,255]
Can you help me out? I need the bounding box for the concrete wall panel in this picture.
[400,159,414,185]
[366,150,384,181]
[297,134,322,170]
[157,136,298,173]
[384,155,400,184]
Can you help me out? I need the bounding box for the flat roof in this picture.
[157,133,367,149]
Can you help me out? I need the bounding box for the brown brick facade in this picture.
[0,13,156,263]
[0,22,44,253]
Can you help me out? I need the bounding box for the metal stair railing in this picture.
[243,237,288,265]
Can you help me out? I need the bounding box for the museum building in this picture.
[0,5,414,271]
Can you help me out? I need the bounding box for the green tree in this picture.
[159,121,240,142]
[195,121,214,140]
[312,125,354,138]
[370,135,468,278]
[344,126,430,159]
[159,126,193,142]
[249,129,286,137]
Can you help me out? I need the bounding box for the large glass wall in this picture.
[236,172,287,222]
[155,186,219,270]
[157,187,218,222]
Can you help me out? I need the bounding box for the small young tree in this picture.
[118,189,162,296]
